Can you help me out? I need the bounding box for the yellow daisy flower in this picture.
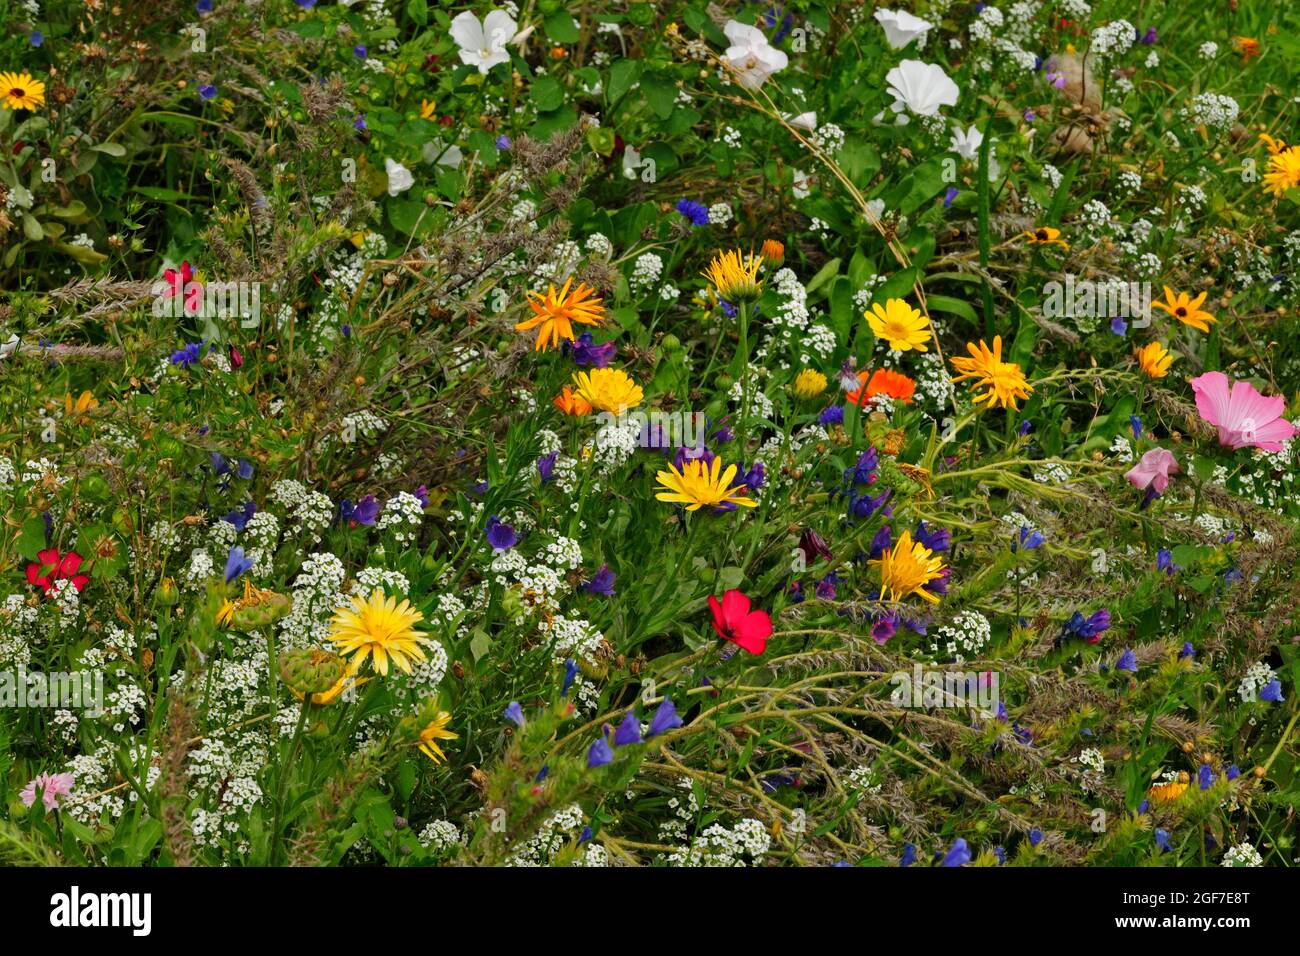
[792,368,827,398]
[949,336,1034,411]
[871,529,946,604]
[417,710,458,764]
[572,367,643,414]
[1134,341,1173,379]
[654,456,758,512]
[0,71,45,111]
[1151,286,1215,333]
[702,249,763,302]
[515,277,605,352]
[329,588,432,676]
[1262,146,1300,199]
[865,298,931,352]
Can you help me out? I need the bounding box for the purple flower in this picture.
[1155,828,1171,851]
[196,0,213,12]
[198,84,217,101]
[170,341,205,368]
[1158,549,1178,574]
[1198,765,1214,790]
[1110,316,1128,336]
[1028,828,1044,847]
[1023,109,1036,123]
[869,525,893,560]
[486,515,518,551]
[1260,679,1284,703]
[899,842,916,867]
[561,658,578,697]
[818,405,845,427]
[224,500,257,531]
[30,30,44,46]
[353,113,367,132]
[1012,525,1044,552]
[846,447,879,486]
[224,546,253,584]
[295,0,316,7]
[586,737,614,768]
[1116,648,1138,673]
[943,186,958,209]
[1130,415,1143,440]
[1179,641,1195,659]
[565,331,617,368]
[237,459,255,480]
[613,711,641,746]
[341,494,379,527]
[1018,419,1033,437]
[353,45,367,58]
[871,610,898,645]
[646,698,683,737]
[814,572,839,601]
[537,451,558,484]
[675,198,710,226]
[584,564,616,596]
[210,452,230,476]
[940,838,971,867]
[914,520,951,553]
[1226,765,1241,781]
[848,488,890,521]
[504,701,525,727]
[413,485,429,508]
[1141,27,1158,45]
[495,134,512,150]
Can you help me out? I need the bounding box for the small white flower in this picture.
[787,111,817,130]
[874,8,933,49]
[884,60,959,123]
[385,158,414,197]
[722,20,788,89]
[949,123,983,160]
[449,9,519,74]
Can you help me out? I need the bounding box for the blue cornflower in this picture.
[675,199,710,226]
[224,546,253,584]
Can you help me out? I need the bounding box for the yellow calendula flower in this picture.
[865,298,931,352]
[64,390,98,418]
[949,336,1034,411]
[1151,286,1215,333]
[329,588,432,676]
[419,99,437,120]
[572,367,643,414]
[1135,341,1173,378]
[516,277,605,352]
[702,249,763,302]
[1022,225,1070,251]
[654,456,758,512]
[0,71,45,111]
[793,368,827,398]
[1262,146,1300,199]
[1147,772,1190,804]
[871,529,946,604]
[418,710,458,764]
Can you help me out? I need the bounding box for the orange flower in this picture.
[553,385,592,417]
[516,277,605,352]
[845,368,916,407]
[760,239,785,268]
[1234,37,1260,61]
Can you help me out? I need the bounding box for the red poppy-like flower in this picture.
[707,588,773,655]
[162,260,194,298]
[26,548,89,596]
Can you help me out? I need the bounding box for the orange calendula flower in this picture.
[419,99,437,120]
[64,390,98,417]
[516,277,605,352]
[1151,286,1215,333]
[1234,37,1261,61]
[654,456,757,512]
[553,385,593,417]
[1262,146,1300,199]
[949,336,1033,410]
[0,71,45,111]
[760,238,785,268]
[1022,225,1069,251]
[1135,342,1173,379]
[846,368,916,407]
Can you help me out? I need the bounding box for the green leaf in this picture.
[531,75,565,113]
[805,257,841,294]
[90,142,126,157]
[925,294,979,324]
[21,213,43,241]
[640,74,677,120]
[543,10,581,44]
[405,0,428,25]
[607,59,643,104]
[469,628,492,662]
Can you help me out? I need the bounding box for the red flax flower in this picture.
[26,548,89,596]
[707,589,773,655]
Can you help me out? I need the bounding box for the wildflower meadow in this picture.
[3,0,1300,895]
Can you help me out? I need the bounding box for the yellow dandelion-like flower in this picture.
[949,336,1034,411]
[418,710,458,764]
[1259,133,1288,155]
[63,390,98,420]
[572,367,643,414]
[1022,225,1070,251]
[701,249,763,302]
[420,99,437,120]
[1147,773,1190,805]
[1261,146,1300,199]
[865,298,931,352]
[0,71,45,111]
[515,277,605,352]
[654,455,758,512]
[793,368,827,398]
[871,529,946,605]
[1134,341,1173,379]
[1151,286,1216,333]
[329,588,432,676]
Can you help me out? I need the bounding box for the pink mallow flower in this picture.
[1190,371,1298,452]
[20,772,75,812]
[1125,447,1179,494]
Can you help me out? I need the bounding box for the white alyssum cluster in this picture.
[1237,662,1278,702]
[665,818,772,866]
[1183,92,1239,131]
[933,610,992,662]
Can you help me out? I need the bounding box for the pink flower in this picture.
[1190,371,1298,452]
[1125,447,1180,494]
[20,772,75,812]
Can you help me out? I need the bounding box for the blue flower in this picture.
[196,0,213,12]
[1199,765,1214,790]
[561,658,579,697]
[1116,648,1138,673]
[584,564,616,596]
[675,199,710,226]
[1155,828,1171,852]
[613,710,641,746]
[1130,415,1143,440]
[198,84,217,101]
[1018,419,1033,436]
[943,186,959,209]
[899,842,916,867]
[818,405,845,427]
[237,459,255,480]
[647,698,683,737]
[353,113,367,131]
[586,737,614,768]
[30,30,44,46]
[914,520,951,553]
[1012,524,1044,552]
[353,45,367,58]
[1110,316,1128,336]
[486,515,518,551]
[224,500,257,531]
[1028,828,1044,847]
[170,341,206,368]
[504,701,525,727]
[868,525,892,560]
[495,134,512,150]
[1226,765,1241,781]
[1179,641,1195,659]
[1158,548,1179,574]
[940,838,971,867]
[1259,679,1284,703]
[537,450,558,484]
[224,546,253,584]
[564,331,616,368]
[295,0,316,7]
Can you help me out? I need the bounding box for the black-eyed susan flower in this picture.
[949,336,1033,410]
[515,277,605,352]
[1151,286,1216,333]
[1022,225,1069,251]
[329,588,432,676]
[1262,146,1300,199]
[702,248,763,301]
[417,710,458,763]
[865,298,931,352]
[655,456,758,512]
[1135,341,1173,378]
[792,368,827,398]
[572,367,642,414]
[871,529,946,604]
[0,71,45,111]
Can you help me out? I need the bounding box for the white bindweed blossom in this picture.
[883,60,959,124]
[449,9,520,74]
[949,123,983,160]
[722,20,788,89]
[874,9,933,49]
[787,111,817,130]
[385,158,414,197]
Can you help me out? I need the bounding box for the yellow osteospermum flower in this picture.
[866,298,931,352]
[702,249,763,302]
[1134,341,1173,379]
[329,588,432,676]
[871,529,946,604]
[1151,286,1216,333]
[654,456,758,512]
[572,367,643,414]
[1262,146,1300,199]
[949,336,1033,411]
[1022,225,1069,250]
[0,71,45,111]
[516,277,605,352]
[793,368,828,398]
[418,710,458,764]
